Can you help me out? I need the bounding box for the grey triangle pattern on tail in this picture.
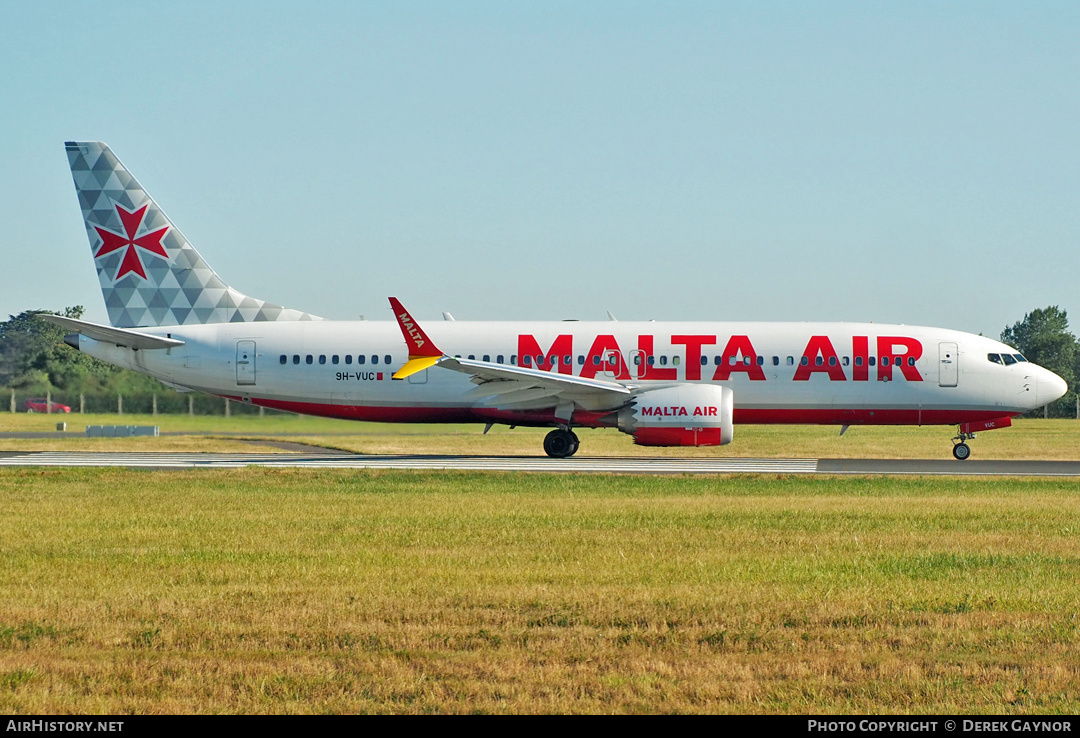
[65,141,322,328]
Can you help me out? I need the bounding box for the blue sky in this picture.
[2,1,1078,337]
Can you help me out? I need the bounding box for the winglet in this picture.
[389,297,445,379]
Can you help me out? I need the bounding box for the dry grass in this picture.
[1,469,1079,713]
[0,414,1077,459]
[281,419,1080,461]
[0,437,292,453]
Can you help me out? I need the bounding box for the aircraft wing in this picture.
[427,356,631,415]
[388,297,631,416]
[39,315,185,350]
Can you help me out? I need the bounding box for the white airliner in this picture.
[49,141,1067,460]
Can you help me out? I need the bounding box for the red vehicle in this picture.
[24,399,71,413]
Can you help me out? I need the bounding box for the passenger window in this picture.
[564,355,572,366]
[345,355,352,365]
[854,357,863,367]
[700,356,708,366]
[522,355,532,367]
[577,356,585,365]
[318,355,326,365]
[828,356,836,366]
[647,356,655,366]
[907,357,916,367]
[842,356,850,366]
[469,355,476,361]
[786,356,794,366]
[292,355,300,365]
[483,355,490,362]
[497,355,504,364]
[511,355,517,365]
[385,355,392,365]
[372,355,379,365]
[800,357,809,366]
[868,357,876,366]
[743,356,751,366]
[1002,354,1017,365]
[659,356,668,366]
[332,355,339,364]
[673,356,681,366]
[358,355,365,365]
[714,356,723,365]
[306,355,313,364]
[814,356,823,366]
[592,356,601,366]
[772,356,779,366]
[279,355,286,365]
[634,354,643,366]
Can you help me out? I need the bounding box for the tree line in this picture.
[0,307,259,415]
[2,305,1078,416]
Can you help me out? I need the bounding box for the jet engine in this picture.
[617,385,734,446]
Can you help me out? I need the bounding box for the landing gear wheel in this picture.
[952,442,971,461]
[544,429,579,458]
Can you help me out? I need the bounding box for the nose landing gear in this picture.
[951,428,975,460]
[543,427,580,458]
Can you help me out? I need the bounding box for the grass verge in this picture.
[0,468,1078,713]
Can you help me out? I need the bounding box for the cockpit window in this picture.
[988,353,1003,365]
[1013,354,1028,363]
[1002,354,1017,366]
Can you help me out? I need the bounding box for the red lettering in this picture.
[579,335,631,380]
[876,336,923,382]
[793,336,846,381]
[853,336,869,382]
[636,335,676,380]
[672,335,716,381]
[712,335,767,381]
[517,334,574,374]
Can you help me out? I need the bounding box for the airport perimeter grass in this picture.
[1,412,1078,460]
[1,468,1079,713]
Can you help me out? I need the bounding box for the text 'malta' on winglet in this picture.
[389,297,445,379]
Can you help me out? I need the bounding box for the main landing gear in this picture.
[544,427,580,458]
[951,428,975,460]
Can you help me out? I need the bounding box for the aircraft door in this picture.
[938,342,958,387]
[236,341,256,386]
[602,349,622,379]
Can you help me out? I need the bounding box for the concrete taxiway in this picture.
[0,451,1078,476]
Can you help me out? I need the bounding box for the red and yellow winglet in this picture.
[389,297,445,379]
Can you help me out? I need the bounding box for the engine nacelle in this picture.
[617,384,734,447]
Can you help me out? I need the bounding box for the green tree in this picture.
[0,307,148,394]
[1001,306,1079,416]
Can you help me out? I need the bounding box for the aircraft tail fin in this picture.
[64,141,321,328]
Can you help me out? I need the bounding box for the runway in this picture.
[1,451,1079,475]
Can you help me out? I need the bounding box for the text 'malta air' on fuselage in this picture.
[50,142,1068,460]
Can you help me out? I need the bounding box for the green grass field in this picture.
[1,467,1079,714]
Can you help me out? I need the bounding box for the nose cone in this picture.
[1037,368,1069,407]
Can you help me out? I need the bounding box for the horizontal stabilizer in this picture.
[40,315,185,350]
